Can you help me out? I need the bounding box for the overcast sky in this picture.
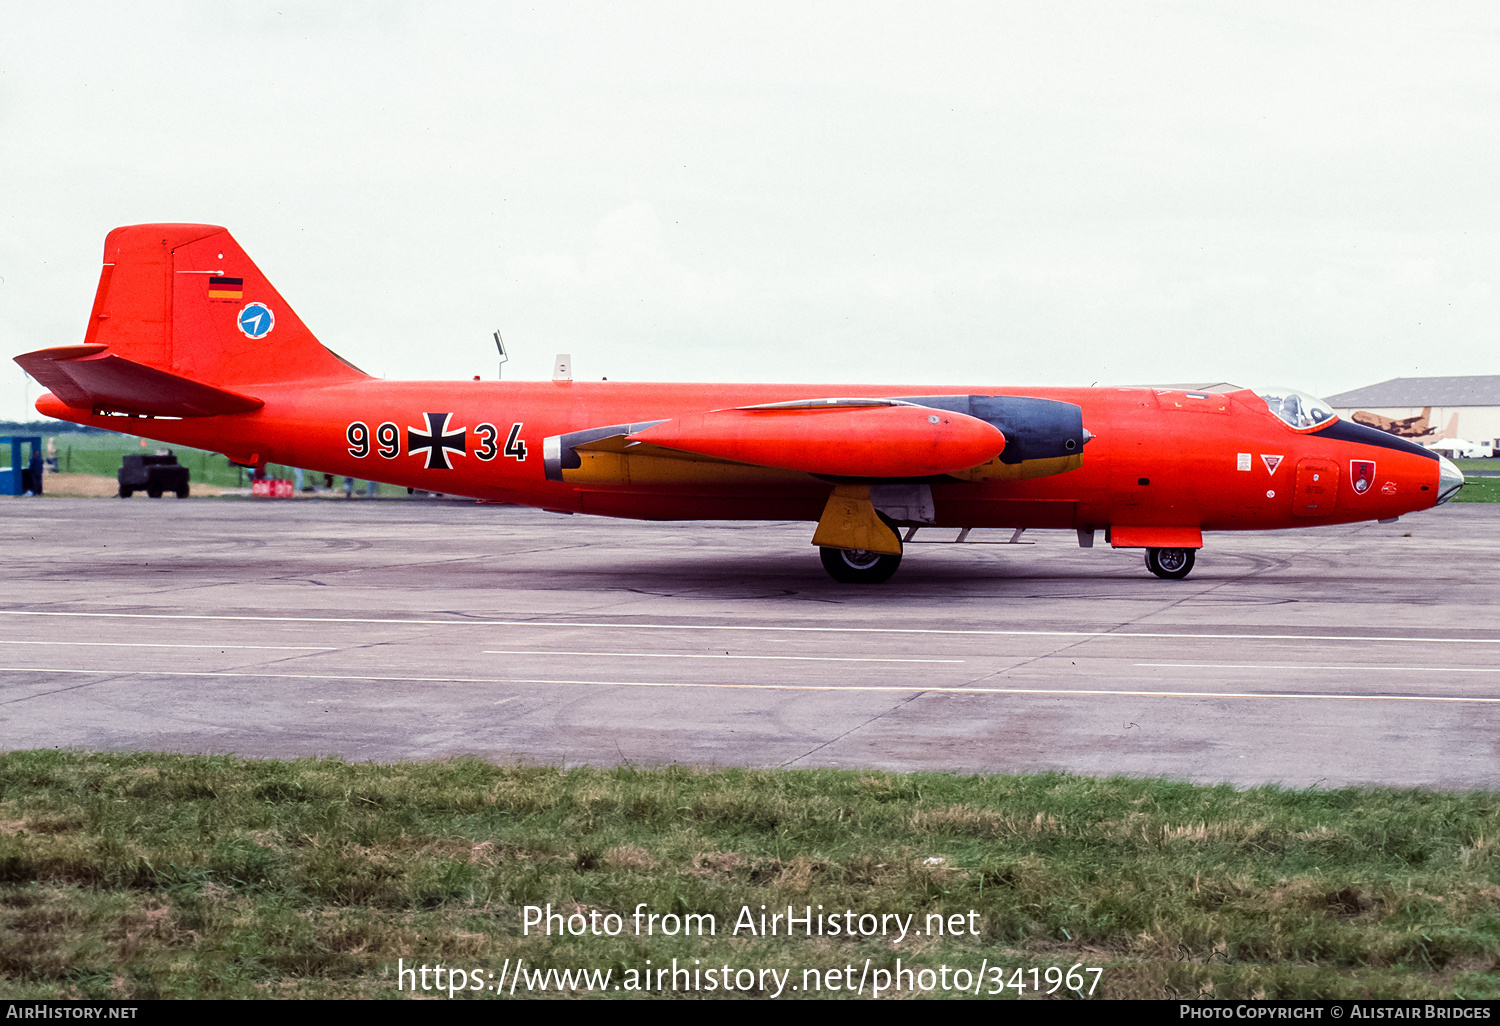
[3,2,1497,421]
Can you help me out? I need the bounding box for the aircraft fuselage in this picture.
[37,378,1448,532]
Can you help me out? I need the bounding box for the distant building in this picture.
[1325,376,1500,453]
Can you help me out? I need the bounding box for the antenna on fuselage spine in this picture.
[494,331,509,380]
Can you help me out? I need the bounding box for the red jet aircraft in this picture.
[15,224,1465,582]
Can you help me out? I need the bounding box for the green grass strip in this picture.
[1451,476,1500,503]
[29,431,392,492]
[1,752,1498,999]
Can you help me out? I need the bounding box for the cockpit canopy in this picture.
[1254,387,1338,431]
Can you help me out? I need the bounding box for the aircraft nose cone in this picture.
[1436,453,1465,504]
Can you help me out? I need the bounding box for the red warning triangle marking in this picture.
[1261,454,1283,475]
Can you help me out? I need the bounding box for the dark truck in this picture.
[118,452,190,498]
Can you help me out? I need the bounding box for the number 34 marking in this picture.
[474,422,527,461]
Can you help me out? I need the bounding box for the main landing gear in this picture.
[813,486,905,582]
[820,546,903,583]
[1145,547,1195,580]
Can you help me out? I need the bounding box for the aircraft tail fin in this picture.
[20,224,367,415]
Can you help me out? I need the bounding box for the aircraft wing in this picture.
[632,400,1007,477]
[542,394,1086,557]
[543,395,1086,484]
[544,399,1005,483]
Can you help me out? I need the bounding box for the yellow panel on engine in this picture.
[564,446,808,487]
[949,453,1082,482]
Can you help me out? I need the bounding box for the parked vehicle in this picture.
[118,452,190,498]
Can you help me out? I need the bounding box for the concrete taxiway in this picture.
[1,496,1496,787]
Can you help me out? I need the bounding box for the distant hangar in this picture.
[1325,376,1500,454]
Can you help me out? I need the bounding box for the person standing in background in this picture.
[21,447,42,496]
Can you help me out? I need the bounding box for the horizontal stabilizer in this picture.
[629,403,1006,478]
[15,344,264,417]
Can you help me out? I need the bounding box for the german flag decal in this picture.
[208,276,244,301]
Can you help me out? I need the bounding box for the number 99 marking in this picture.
[376,421,400,458]
[346,421,370,458]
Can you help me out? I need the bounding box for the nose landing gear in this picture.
[1145,547,1195,580]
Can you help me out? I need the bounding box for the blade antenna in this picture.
[494,331,509,380]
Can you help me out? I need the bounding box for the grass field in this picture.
[1,752,1497,1000]
[7,431,397,495]
[1451,476,1500,503]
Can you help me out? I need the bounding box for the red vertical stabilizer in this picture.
[84,223,367,389]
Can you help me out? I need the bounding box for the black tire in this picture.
[820,546,902,583]
[1145,547,1196,580]
[118,487,132,498]
[146,488,162,499]
[175,487,189,498]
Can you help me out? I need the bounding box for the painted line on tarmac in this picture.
[1141,662,1500,673]
[2,610,1497,646]
[2,667,1498,705]
[0,640,335,651]
[482,650,964,664]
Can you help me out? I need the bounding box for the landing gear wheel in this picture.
[820,546,902,583]
[1146,547,1196,580]
[118,487,132,498]
[175,487,189,498]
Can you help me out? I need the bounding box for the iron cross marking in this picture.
[407,413,467,470]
